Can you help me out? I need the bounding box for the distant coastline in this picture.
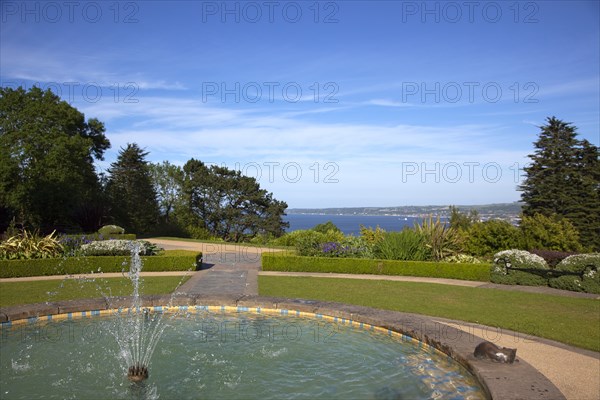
[286,202,522,224]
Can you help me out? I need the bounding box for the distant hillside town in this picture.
[287,203,523,224]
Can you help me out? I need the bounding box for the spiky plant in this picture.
[0,230,64,260]
[414,216,463,261]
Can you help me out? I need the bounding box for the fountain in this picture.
[112,241,171,383]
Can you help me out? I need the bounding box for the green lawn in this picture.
[259,276,600,352]
[0,276,189,307]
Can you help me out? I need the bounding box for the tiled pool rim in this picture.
[0,294,565,400]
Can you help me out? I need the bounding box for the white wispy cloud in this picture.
[538,77,600,98]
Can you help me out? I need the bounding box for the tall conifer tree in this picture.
[106,144,159,234]
[520,117,600,250]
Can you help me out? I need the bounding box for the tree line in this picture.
[1,87,598,249]
[0,87,288,241]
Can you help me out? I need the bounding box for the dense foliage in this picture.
[519,117,600,251]
[106,144,160,235]
[148,161,183,224]
[519,213,582,252]
[176,159,288,242]
[463,219,522,256]
[0,87,110,232]
[0,87,288,241]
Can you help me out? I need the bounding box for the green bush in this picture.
[520,213,582,252]
[285,229,346,256]
[0,252,203,278]
[373,230,430,261]
[549,254,600,294]
[359,224,386,243]
[312,221,342,234]
[464,220,523,257]
[295,230,327,256]
[98,225,126,235]
[261,253,490,282]
[491,249,549,286]
[186,225,218,241]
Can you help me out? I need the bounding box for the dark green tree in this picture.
[178,159,288,241]
[464,220,522,256]
[0,86,110,232]
[519,117,600,250]
[149,161,183,223]
[519,213,582,252]
[448,206,480,231]
[312,221,341,234]
[106,144,159,234]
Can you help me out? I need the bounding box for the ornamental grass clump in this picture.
[550,253,600,294]
[373,230,431,261]
[0,230,64,260]
[491,249,549,286]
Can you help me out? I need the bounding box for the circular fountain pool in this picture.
[1,307,487,400]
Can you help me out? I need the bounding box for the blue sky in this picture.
[2,1,599,208]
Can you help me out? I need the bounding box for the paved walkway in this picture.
[147,239,264,296]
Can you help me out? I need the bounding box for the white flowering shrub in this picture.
[493,249,548,271]
[491,249,549,286]
[80,240,161,256]
[556,254,600,272]
[550,253,600,294]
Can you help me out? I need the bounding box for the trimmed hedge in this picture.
[261,253,490,282]
[0,252,202,278]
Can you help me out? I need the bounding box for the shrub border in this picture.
[262,253,490,282]
[0,252,202,278]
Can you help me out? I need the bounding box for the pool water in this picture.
[0,310,486,399]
